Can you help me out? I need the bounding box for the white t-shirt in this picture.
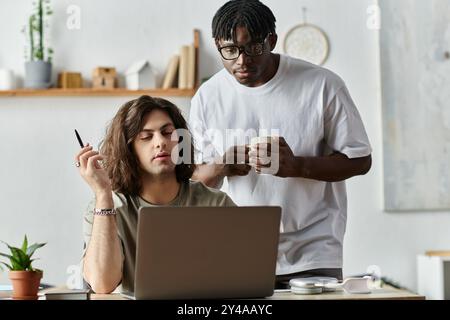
[189,54,372,275]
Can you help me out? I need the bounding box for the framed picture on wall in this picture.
[379,0,450,211]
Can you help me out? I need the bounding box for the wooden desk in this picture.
[90,286,425,300]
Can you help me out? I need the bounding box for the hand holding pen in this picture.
[74,130,112,197]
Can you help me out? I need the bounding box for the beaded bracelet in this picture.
[93,208,117,216]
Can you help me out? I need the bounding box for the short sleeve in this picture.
[189,94,220,164]
[324,86,372,159]
[223,195,237,207]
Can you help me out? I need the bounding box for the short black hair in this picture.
[212,0,276,42]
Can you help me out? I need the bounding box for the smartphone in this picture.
[74,129,85,148]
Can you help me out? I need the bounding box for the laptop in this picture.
[123,206,281,300]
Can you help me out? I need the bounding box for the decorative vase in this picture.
[9,270,43,300]
[25,61,52,89]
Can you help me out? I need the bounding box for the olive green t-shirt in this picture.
[83,181,236,293]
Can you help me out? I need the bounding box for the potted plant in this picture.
[0,235,46,300]
[22,0,54,89]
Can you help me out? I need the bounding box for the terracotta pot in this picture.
[9,271,43,300]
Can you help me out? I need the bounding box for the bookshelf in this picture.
[0,88,197,97]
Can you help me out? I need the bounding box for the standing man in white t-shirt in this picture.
[189,0,372,288]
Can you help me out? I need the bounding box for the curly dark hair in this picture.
[100,95,195,196]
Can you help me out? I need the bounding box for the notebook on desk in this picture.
[122,206,281,300]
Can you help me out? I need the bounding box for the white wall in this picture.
[1,0,449,292]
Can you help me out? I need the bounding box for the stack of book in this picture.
[162,30,199,90]
[40,288,91,300]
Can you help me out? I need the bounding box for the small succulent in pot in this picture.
[0,235,46,300]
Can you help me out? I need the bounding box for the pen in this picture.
[74,129,85,148]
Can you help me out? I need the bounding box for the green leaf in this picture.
[0,252,13,260]
[6,244,22,256]
[0,252,21,270]
[11,259,22,270]
[28,258,39,271]
[3,244,28,269]
[26,242,46,258]
[0,241,15,254]
[0,240,10,247]
[0,262,12,271]
[10,247,30,269]
[1,239,45,270]
[21,235,28,253]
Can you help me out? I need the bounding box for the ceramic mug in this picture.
[250,136,280,175]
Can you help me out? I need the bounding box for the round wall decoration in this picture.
[283,10,330,65]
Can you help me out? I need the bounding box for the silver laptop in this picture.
[123,206,281,300]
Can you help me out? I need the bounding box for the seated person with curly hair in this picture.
[76,96,235,294]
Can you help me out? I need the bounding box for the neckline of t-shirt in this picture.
[225,53,288,95]
[138,182,186,207]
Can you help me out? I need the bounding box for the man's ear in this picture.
[269,33,278,51]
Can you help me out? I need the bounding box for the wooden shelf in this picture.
[0,88,197,97]
[1,31,202,99]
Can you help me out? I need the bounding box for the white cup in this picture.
[250,136,273,148]
[0,69,16,90]
[250,136,279,175]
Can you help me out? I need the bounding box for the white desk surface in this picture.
[0,285,425,300]
[90,285,425,300]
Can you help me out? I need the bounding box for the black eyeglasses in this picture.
[217,34,271,60]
